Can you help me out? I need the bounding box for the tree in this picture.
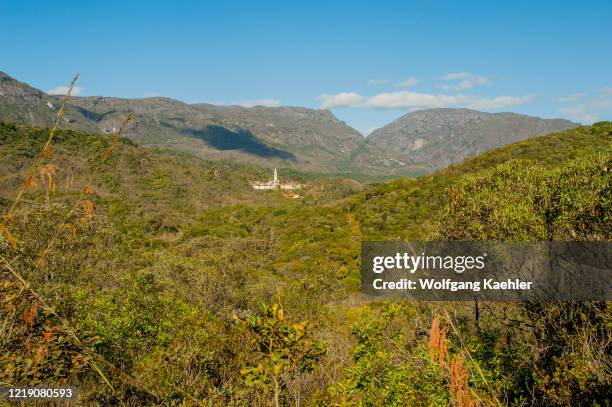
[236,303,326,406]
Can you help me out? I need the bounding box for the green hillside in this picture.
[0,121,610,405]
[351,122,612,240]
[0,122,363,240]
[443,122,612,177]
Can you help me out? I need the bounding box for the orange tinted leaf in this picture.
[64,223,77,238]
[42,145,52,158]
[83,200,94,218]
[292,323,305,331]
[22,175,36,189]
[24,304,39,326]
[6,232,17,249]
[1,228,18,249]
[1,214,13,227]
[34,346,48,362]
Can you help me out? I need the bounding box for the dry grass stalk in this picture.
[3,74,79,220]
[429,315,449,369]
[64,170,74,189]
[0,74,79,248]
[433,311,504,407]
[39,164,58,209]
[35,113,133,266]
[428,316,484,406]
[81,112,133,193]
[441,309,498,393]
[81,199,94,222]
[450,356,475,407]
[39,164,58,191]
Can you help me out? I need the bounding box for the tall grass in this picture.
[0,75,151,401]
[2,74,79,222]
[0,75,78,249]
[35,113,133,268]
[428,312,507,407]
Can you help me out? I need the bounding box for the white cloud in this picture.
[560,106,598,124]
[397,77,420,88]
[558,92,584,103]
[47,86,83,96]
[440,72,490,90]
[238,98,281,107]
[365,91,469,109]
[319,92,366,109]
[318,90,533,110]
[367,79,391,86]
[440,72,471,80]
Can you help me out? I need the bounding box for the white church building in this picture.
[252,168,303,190]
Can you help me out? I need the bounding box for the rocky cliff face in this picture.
[0,72,55,126]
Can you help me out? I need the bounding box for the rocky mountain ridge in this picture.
[353,108,579,175]
[0,71,580,178]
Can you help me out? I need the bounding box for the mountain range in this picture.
[355,108,579,176]
[0,71,579,178]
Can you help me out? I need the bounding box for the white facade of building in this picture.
[252,168,303,191]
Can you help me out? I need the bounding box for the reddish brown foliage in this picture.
[429,315,449,369]
[450,356,475,407]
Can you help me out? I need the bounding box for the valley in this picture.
[1,116,609,404]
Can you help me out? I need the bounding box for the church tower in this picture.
[273,168,278,185]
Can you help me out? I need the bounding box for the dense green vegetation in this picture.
[340,149,611,406]
[0,121,610,405]
[350,122,612,240]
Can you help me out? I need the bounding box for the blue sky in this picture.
[1,0,611,134]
